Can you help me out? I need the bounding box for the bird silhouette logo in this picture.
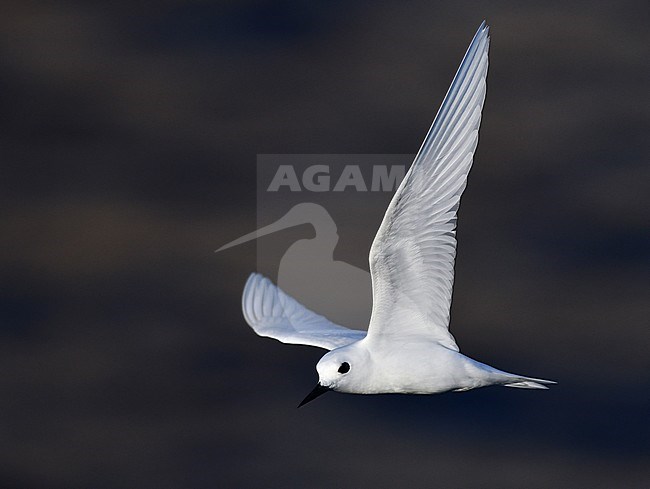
[217,202,372,330]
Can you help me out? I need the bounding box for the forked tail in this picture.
[502,375,556,390]
[466,357,556,390]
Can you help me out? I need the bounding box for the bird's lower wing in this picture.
[242,273,366,350]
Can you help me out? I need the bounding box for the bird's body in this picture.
[319,340,473,395]
[317,339,551,395]
[228,22,555,405]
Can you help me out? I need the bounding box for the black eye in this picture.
[338,362,350,374]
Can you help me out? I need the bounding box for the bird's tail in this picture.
[467,358,556,390]
[501,375,556,390]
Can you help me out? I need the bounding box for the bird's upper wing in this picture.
[366,22,490,351]
[242,273,366,350]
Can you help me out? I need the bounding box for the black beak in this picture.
[298,383,330,408]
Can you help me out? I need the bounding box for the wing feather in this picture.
[367,23,490,350]
[242,273,366,350]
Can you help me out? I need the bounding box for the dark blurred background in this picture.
[1,1,648,488]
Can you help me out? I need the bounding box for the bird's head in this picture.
[298,344,369,407]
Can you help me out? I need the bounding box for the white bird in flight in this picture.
[240,22,555,406]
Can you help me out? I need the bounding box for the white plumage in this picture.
[242,273,365,350]
[240,22,555,405]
